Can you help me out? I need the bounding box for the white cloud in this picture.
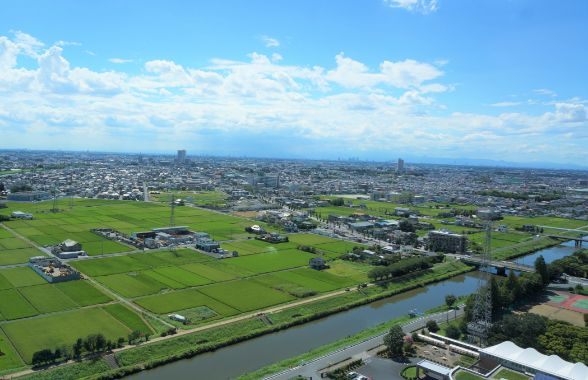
[533,89,555,95]
[261,36,279,47]
[384,0,438,14]
[11,30,44,58]
[85,51,95,55]
[488,102,522,107]
[324,53,444,89]
[271,53,283,62]
[55,41,81,46]
[507,94,517,97]
[0,31,585,165]
[433,59,449,66]
[109,58,133,64]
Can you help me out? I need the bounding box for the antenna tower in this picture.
[467,221,493,346]
[168,191,176,252]
[51,185,58,213]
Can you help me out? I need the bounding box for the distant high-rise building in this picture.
[177,150,186,164]
[138,154,143,164]
[397,158,404,171]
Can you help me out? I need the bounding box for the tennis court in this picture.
[547,294,568,303]
[571,299,588,311]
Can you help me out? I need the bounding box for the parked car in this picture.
[581,278,587,282]
[347,372,358,379]
[345,287,350,291]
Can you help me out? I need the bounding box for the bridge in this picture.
[538,226,587,246]
[461,257,535,275]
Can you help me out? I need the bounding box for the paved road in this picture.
[263,306,466,380]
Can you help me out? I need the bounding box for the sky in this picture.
[0,0,587,166]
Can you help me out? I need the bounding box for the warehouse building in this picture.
[7,191,51,202]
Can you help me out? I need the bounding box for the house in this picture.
[522,224,535,232]
[60,239,82,252]
[309,257,327,270]
[497,225,509,233]
[11,211,33,219]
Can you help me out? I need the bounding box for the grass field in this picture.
[143,248,212,265]
[494,369,528,380]
[288,234,342,246]
[19,284,80,314]
[198,280,295,312]
[227,250,316,274]
[0,274,12,291]
[324,260,372,283]
[54,280,114,306]
[0,330,23,372]
[271,271,339,292]
[102,304,154,334]
[141,270,187,289]
[202,260,257,278]
[150,267,213,287]
[133,289,240,317]
[128,252,170,267]
[0,248,48,266]
[0,238,32,250]
[180,262,237,282]
[69,256,151,277]
[96,273,164,298]
[2,307,132,364]
[292,268,356,287]
[83,240,131,256]
[0,267,47,288]
[0,289,38,320]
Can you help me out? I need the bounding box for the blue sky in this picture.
[0,0,587,165]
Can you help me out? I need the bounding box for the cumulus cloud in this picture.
[11,31,44,58]
[85,51,95,55]
[0,31,585,165]
[533,89,555,95]
[109,58,133,63]
[384,0,438,14]
[325,53,444,89]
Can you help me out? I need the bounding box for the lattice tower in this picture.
[168,191,176,252]
[68,173,74,208]
[51,185,58,213]
[467,221,493,347]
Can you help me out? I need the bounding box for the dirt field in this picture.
[231,211,258,218]
[513,290,586,327]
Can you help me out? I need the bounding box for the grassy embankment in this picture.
[15,261,475,380]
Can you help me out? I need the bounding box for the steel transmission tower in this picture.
[168,191,176,253]
[51,185,59,213]
[467,221,493,347]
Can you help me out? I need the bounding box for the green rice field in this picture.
[18,284,80,314]
[1,307,132,364]
[0,330,23,371]
[102,304,154,334]
[227,250,316,274]
[198,280,295,312]
[54,280,114,306]
[0,289,39,320]
[133,289,240,317]
[69,256,151,277]
[0,267,47,288]
[96,273,164,298]
[180,262,238,282]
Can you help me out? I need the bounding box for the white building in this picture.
[479,341,588,380]
[177,150,186,164]
[497,225,509,233]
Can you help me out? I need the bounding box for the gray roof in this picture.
[416,360,451,376]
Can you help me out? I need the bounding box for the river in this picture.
[127,241,582,380]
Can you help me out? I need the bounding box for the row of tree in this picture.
[31,330,148,366]
[366,256,439,281]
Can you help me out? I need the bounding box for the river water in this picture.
[127,242,582,380]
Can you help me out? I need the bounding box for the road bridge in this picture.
[538,225,587,246]
[461,257,535,275]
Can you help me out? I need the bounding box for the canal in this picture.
[126,241,582,380]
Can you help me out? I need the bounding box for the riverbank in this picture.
[491,237,562,261]
[14,262,475,380]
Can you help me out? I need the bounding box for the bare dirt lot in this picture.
[513,291,586,327]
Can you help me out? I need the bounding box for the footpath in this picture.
[262,305,466,380]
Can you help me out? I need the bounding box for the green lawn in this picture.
[54,280,114,306]
[455,370,484,380]
[227,250,316,274]
[180,262,238,282]
[19,284,80,314]
[96,273,164,298]
[0,267,47,288]
[198,280,295,312]
[0,289,39,320]
[2,307,132,364]
[102,304,154,334]
[69,256,151,277]
[494,369,529,380]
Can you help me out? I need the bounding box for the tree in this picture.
[383,325,405,356]
[95,333,106,352]
[426,320,440,333]
[73,338,83,358]
[399,220,415,233]
[10,184,34,193]
[445,294,457,308]
[0,183,4,192]
[60,344,73,362]
[145,332,151,342]
[535,255,549,286]
[83,334,98,353]
[32,349,54,365]
[117,337,125,348]
[445,325,461,339]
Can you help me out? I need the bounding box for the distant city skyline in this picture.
[0,1,586,166]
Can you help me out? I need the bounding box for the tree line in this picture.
[367,256,441,281]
